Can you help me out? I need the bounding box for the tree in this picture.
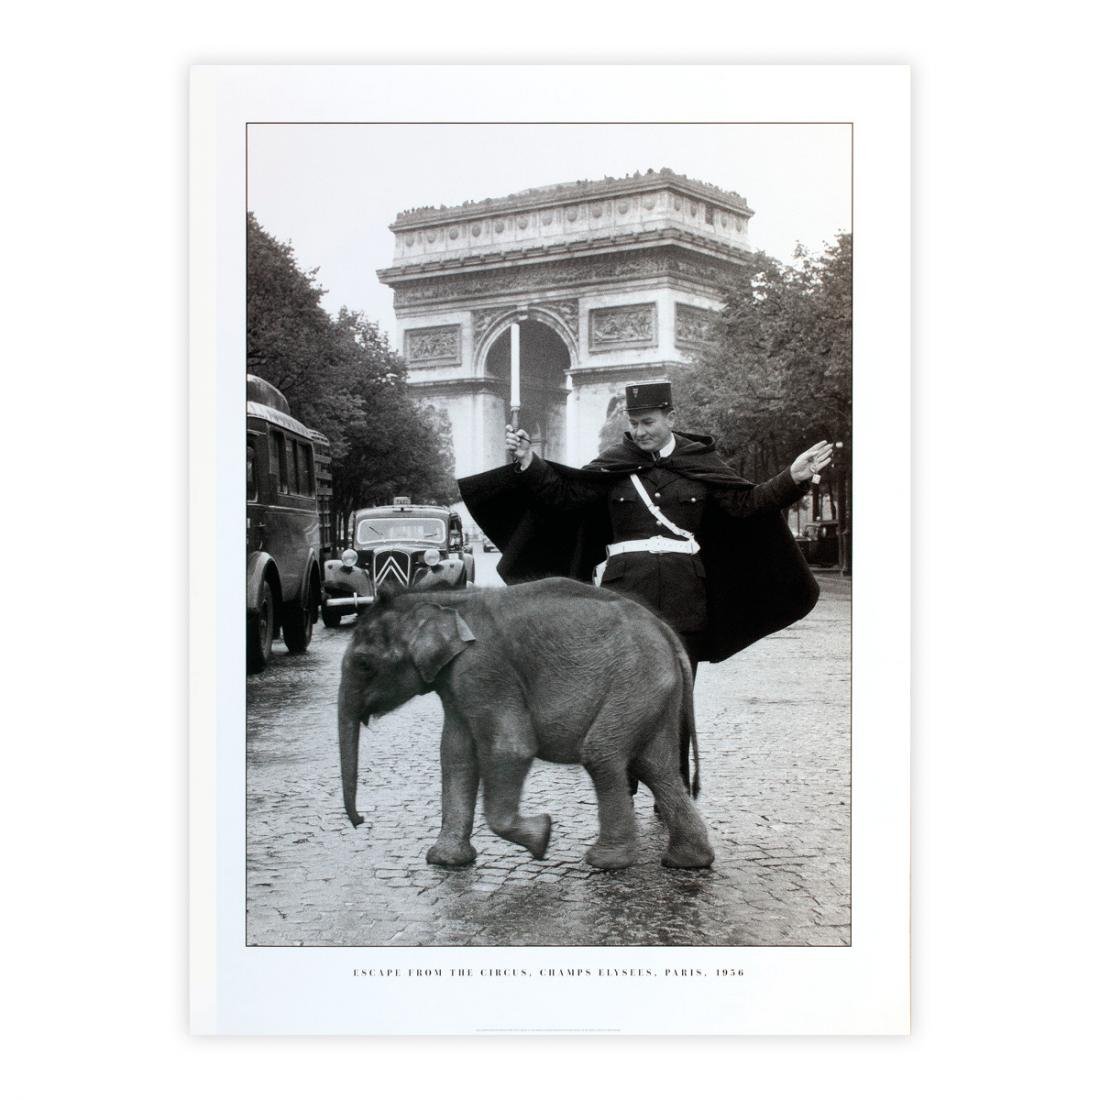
[246,213,457,534]
[246,212,334,401]
[679,233,853,571]
[322,308,458,527]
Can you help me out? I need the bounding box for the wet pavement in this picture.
[246,547,850,947]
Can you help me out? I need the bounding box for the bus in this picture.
[245,374,330,673]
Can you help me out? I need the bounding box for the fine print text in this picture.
[351,967,745,979]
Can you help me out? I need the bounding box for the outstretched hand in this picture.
[506,426,534,470]
[790,441,835,483]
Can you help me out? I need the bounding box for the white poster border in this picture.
[189,63,910,1035]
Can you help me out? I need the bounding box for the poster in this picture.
[190,64,909,1034]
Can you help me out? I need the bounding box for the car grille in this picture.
[373,549,412,589]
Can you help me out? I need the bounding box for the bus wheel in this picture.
[247,580,275,673]
[282,596,314,653]
[321,602,343,628]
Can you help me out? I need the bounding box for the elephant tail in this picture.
[677,642,701,799]
[690,728,701,800]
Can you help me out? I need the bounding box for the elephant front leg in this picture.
[583,757,639,870]
[479,741,552,860]
[426,717,479,867]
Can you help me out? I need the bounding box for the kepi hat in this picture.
[624,380,673,413]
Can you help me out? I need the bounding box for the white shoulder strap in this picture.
[629,474,695,541]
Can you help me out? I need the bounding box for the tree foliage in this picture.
[246,213,457,526]
[679,233,852,481]
[246,213,333,400]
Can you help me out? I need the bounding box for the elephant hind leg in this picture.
[479,745,552,860]
[582,752,639,870]
[634,754,714,870]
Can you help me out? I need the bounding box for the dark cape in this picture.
[458,432,820,662]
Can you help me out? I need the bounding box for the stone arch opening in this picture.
[484,318,571,462]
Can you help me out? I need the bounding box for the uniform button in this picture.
[654,491,661,498]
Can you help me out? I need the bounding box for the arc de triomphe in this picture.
[377,169,753,478]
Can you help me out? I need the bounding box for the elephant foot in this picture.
[523,814,552,861]
[426,839,478,867]
[585,842,638,870]
[661,840,715,870]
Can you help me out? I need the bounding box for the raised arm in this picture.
[711,441,835,518]
[505,427,605,512]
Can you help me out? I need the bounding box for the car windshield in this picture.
[355,516,446,545]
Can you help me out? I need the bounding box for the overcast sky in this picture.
[247,123,851,345]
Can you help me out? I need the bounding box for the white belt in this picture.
[606,535,699,556]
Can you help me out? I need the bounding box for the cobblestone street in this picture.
[246,550,850,947]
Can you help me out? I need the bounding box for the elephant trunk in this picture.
[338,684,365,826]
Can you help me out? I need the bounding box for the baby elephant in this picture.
[338,577,714,870]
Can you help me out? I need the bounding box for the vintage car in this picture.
[321,498,476,626]
[794,519,840,567]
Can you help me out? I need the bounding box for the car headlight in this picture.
[340,549,358,567]
[423,549,441,566]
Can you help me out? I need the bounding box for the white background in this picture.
[6,0,1097,1094]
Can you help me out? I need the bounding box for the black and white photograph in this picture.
[244,122,853,950]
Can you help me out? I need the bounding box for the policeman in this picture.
[504,380,834,673]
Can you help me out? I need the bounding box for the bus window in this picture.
[298,441,315,496]
[269,430,288,494]
[292,436,303,494]
[247,439,257,501]
[288,436,300,494]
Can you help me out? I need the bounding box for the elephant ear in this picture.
[409,605,476,684]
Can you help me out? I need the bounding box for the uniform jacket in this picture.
[457,431,820,662]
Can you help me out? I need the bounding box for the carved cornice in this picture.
[407,377,568,399]
[379,226,749,285]
[408,377,509,398]
[391,168,753,229]
[566,361,689,387]
[390,247,739,309]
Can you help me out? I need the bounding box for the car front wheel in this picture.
[321,601,343,628]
